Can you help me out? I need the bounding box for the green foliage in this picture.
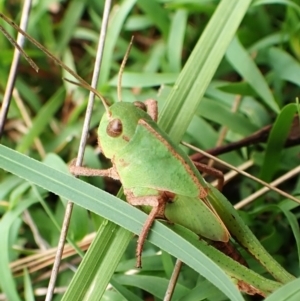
[0,0,300,300]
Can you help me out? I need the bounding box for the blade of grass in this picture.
[167,9,187,72]
[0,197,37,301]
[278,206,300,271]
[159,0,252,142]
[61,221,132,301]
[0,145,244,301]
[259,103,298,182]
[24,269,34,301]
[136,0,170,39]
[16,88,65,154]
[55,0,87,55]
[264,277,300,301]
[110,278,144,301]
[267,47,300,88]
[226,36,279,113]
[112,275,189,299]
[253,0,300,14]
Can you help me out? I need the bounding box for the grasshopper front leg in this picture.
[69,159,120,180]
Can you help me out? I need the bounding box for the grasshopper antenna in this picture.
[117,36,134,102]
[0,12,110,114]
[63,78,110,112]
[0,24,38,72]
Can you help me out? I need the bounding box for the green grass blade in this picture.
[278,206,300,272]
[61,222,132,301]
[55,0,87,55]
[226,36,279,113]
[24,269,35,301]
[167,10,187,72]
[110,278,144,301]
[0,198,37,301]
[16,88,65,154]
[267,47,300,88]
[137,0,170,38]
[0,145,243,301]
[264,277,300,301]
[112,275,189,299]
[159,0,252,142]
[259,103,298,182]
[253,0,300,14]
[109,72,177,88]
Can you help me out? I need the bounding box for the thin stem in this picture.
[163,260,183,301]
[0,0,33,138]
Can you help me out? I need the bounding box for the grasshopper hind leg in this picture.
[136,203,165,267]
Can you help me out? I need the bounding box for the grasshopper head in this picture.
[98,102,152,159]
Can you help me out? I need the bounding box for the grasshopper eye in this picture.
[133,101,147,112]
[107,119,123,137]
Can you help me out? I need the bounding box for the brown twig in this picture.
[191,115,300,162]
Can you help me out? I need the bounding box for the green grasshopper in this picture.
[0,12,295,296]
[67,94,295,295]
